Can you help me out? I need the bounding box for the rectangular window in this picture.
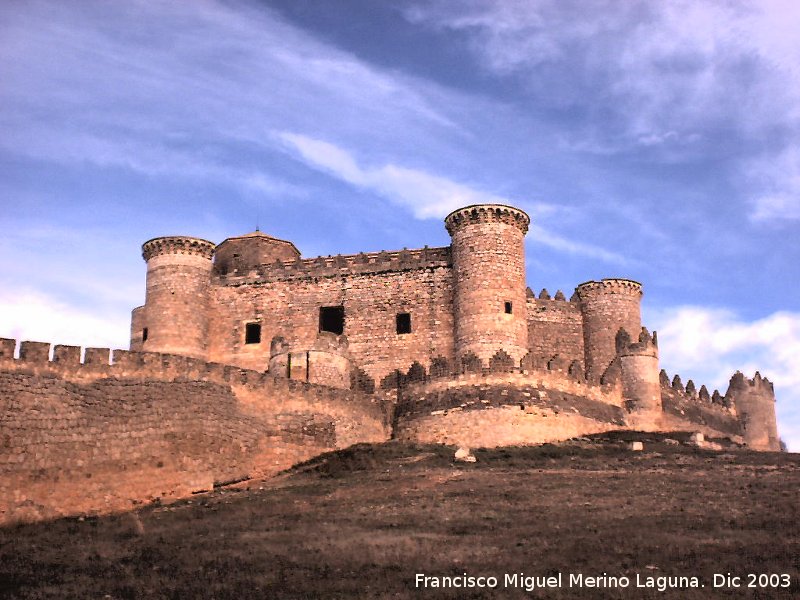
[319,306,345,334]
[245,322,261,344]
[504,301,513,314]
[142,327,148,342]
[396,312,412,334]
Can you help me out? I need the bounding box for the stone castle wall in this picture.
[140,237,216,359]
[0,338,390,524]
[384,355,749,449]
[206,248,455,381]
[576,279,643,382]
[446,205,530,364]
[526,289,585,369]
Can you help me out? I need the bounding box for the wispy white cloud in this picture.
[648,305,800,450]
[748,146,800,222]
[278,131,525,218]
[278,131,628,263]
[0,0,458,199]
[527,224,631,266]
[0,289,129,350]
[406,0,800,223]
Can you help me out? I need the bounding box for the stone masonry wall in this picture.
[577,279,643,382]
[207,249,454,382]
[447,206,529,364]
[526,291,584,368]
[392,372,626,447]
[0,339,390,524]
[140,237,215,359]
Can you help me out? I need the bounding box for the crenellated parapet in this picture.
[444,204,530,235]
[380,353,621,405]
[576,278,642,298]
[215,246,452,284]
[141,236,216,261]
[656,368,781,445]
[725,371,779,451]
[0,338,378,409]
[526,287,572,303]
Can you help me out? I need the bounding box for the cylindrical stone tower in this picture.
[618,328,662,429]
[576,279,643,383]
[445,204,530,366]
[726,372,780,451]
[140,236,215,359]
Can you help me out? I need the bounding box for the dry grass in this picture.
[1,434,799,599]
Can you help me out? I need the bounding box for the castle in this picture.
[0,203,780,524]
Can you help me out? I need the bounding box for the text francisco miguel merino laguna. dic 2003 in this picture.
[414,572,793,593]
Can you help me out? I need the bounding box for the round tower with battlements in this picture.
[445,204,530,366]
[617,327,662,427]
[725,371,780,451]
[576,278,643,383]
[138,236,215,359]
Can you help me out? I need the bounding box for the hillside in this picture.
[1,433,798,599]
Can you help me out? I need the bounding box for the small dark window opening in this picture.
[319,306,345,334]
[396,312,412,334]
[245,322,261,344]
[142,327,148,342]
[504,301,513,314]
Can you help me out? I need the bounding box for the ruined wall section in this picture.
[526,288,584,370]
[207,247,454,382]
[725,371,779,451]
[0,339,390,524]
[659,369,743,441]
[268,332,353,390]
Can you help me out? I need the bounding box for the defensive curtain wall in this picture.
[0,338,388,524]
[0,332,777,525]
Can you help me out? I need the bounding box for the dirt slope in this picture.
[1,433,798,599]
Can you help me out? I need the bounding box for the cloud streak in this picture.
[279,131,630,264]
[0,0,458,199]
[406,0,800,223]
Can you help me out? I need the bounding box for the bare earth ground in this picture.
[1,432,799,599]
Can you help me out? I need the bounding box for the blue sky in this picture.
[1,0,798,448]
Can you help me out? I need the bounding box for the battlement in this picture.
[659,368,731,409]
[215,245,452,284]
[0,338,373,404]
[142,236,216,261]
[444,204,530,235]
[615,327,658,357]
[379,353,621,405]
[526,287,571,302]
[728,370,775,396]
[576,278,643,299]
